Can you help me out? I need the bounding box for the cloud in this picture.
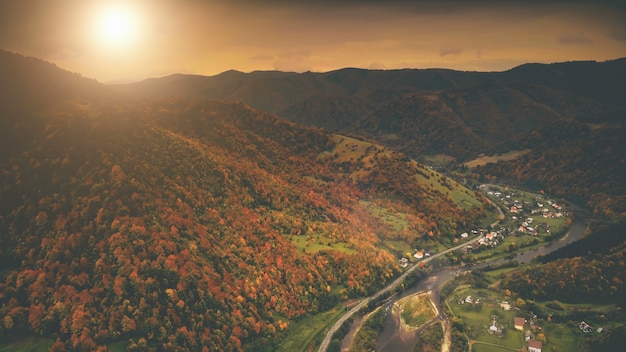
[440,46,463,57]
[557,32,594,44]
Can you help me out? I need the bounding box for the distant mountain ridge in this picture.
[114,57,626,220]
[0,50,121,111]
[115,58,626,113]
[0,50,124,163]
[113,58,626,161]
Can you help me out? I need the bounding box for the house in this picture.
[465,295,473,304]
[399,257,408,268]
[514,317,525,331]
[579,321,593,333]
[528,339,542,352]
[414,251,424,259]
[460,232,469,239]
[500,301,511,311]
[489,320,501,334]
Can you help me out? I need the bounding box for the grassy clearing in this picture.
[360,200,408,233]
[380,239,413,257]
[322,135,484,212]
[291,233,356,255]
[397,292,437,329]
[275,304,347,352]
[483,265,520,280]
[319,134,390,182]
[0,338,53,352]
[464,150,531,169]
[107,340,129,352]
[410,160,482,210]
[539,321,580,352]
[471,342,519,352]
[421,154,457,167]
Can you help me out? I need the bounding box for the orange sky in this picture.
[1,0,625,82]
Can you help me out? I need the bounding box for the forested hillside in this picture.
[473,118,626,221]
[114,58,626,220]
[0,52,489,351]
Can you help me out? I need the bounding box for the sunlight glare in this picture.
[94,3,142,50]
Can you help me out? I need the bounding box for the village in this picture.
[398,185,570,268]
[439,185,613,352]
[452,287,607,352]
[454,291,547,352]
[463,185,568,254]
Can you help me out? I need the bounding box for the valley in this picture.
[0,50,625,351]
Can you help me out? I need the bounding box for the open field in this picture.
[463,150,531,169]
[319,134,390,182]
[537,322,580,352]
[410,160,483,210]
[291,232,356,254]
[274,304,347,352]
[471,341,518,352]
[0,338,53,352]
[361,200,409,233]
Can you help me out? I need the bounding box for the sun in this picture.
[93,3,142,50]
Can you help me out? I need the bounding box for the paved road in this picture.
[317,234,484,352]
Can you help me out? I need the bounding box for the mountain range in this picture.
[1,49,625,351]
[115,56,626,219]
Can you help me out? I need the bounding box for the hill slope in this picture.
[0,53,490,351]
[114,58,626,220]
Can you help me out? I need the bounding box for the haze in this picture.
[1,0,625,82]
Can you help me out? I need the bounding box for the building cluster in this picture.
[514,315,543,352]
[461,228,505,252]
[398,249,432,268]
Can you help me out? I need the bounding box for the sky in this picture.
[1,0,625,83]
